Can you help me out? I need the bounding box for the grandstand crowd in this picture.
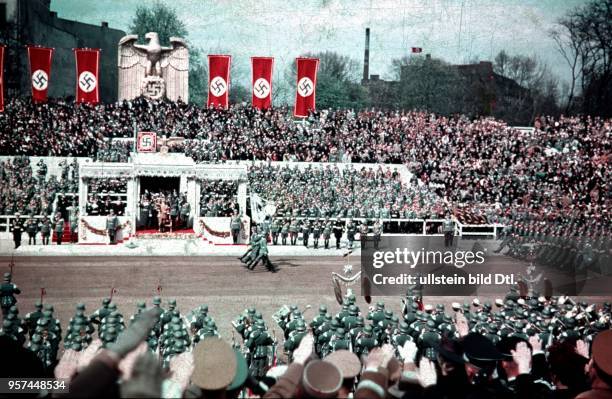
[2,269,612,398]
[0,97,609,233]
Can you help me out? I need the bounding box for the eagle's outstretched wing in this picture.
[118,35,147,101]
[161,37,189,103]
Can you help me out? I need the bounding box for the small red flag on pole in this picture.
[411,47,423,53]
[9,255,14,275]
[110,287,117,301]
[40,288,46,304]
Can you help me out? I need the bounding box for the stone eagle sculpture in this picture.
[118,32,189,102]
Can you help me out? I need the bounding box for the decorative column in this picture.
[78,177,88,216]
[237,182,248,215]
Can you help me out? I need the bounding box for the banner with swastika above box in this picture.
[75,48,100,104]
[27,46,54,103]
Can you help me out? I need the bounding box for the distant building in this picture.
[0,0,125,102]
[361,29,529,118]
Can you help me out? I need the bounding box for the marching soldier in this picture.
[283,320,307,361]
[25,302,44,337]
[372,219,382,249]
[310,305,328,330]
[106,209,119,244]
[359,220,369,249]
[1,273,20,317]
[39,216,51,245]
[244,319,274,378]
[354,325,378,358]
[26,216,38,245]
[270,218,281,245]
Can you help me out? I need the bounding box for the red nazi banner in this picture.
[294,57,319,118]
[75,48,100,104]
[27,46,54,103]
[251,57,274,110]
[208,55,231,109]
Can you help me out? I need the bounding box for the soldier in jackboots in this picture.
[354,325,378,358]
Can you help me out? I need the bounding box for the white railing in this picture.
[268,217,503,237]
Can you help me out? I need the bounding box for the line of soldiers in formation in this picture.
[495,221,611,276]
[10,211,76,248]
[232,216,383,250]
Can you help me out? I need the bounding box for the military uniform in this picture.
[346,220,357,249]
[312,221,322,248]
[333,220,344,249]
[359,222,369,249]
[281,220,290,245]
[11,217,24,249]
[322,220,332,249]
[245,320,275,378]
[39,217,51,245]
[106,211,119,244]
[443,215,454,248]
[289,219,299,245]
[53,214,64,245]
[1,273,21,317]
[301,220,311,247]
[26,218,38,245]
[270,219,281,245]
[283,321,307,361]
[354,325,378,358]
[372,220,382,249]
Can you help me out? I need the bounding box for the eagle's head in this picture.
[144,32,159,42]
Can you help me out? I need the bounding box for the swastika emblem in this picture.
[297,77,314,97]
[137,132,157,153]
[210,76,227,97]
[32,70,49,91]
[253,78,271,99]
[78,71,97,93]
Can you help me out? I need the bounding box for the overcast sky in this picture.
[51,0,585,90]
